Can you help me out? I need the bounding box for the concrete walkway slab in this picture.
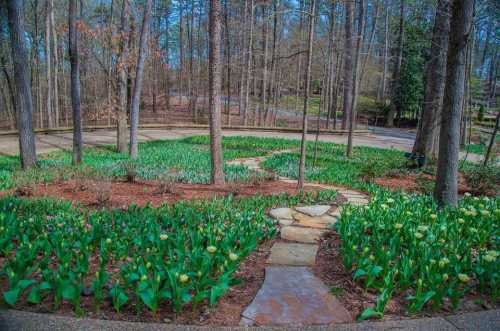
[267,243,318,266]
[241,266,352,326]
[293,213,337,229]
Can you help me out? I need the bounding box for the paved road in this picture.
[0,128,484,163]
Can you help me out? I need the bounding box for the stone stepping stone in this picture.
[240,266,352,326]
[294,205,331,217]
[281,226,325,243]
[347,197,369,206]
[269,207,295,220]
[329,206,342,218]
[267,243,318,266]
[292,213,337,229]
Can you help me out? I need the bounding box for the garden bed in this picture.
[19,179,323,208]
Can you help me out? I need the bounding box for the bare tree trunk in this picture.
[259,3,269,127]
[434,0,474,208]
[412,0,450,163]
[341,0,354,130]
[359,0,379,83]
[116,0,129,153]
[69,0,82,164]
[243,0,255,126]
[347,0,366,157]
[164,2,171,112]
[483,112,499,166]
[297,0,316,190]
[387,0,404,127]
[209,0,225,185]
[294,0,305,113]
[45,0,53,128]
[129,0,153,159]
[265,0,279,127]
[238,0,249,120]
[7,0,37,168]
[50,0,59,127]
[179,1,185,101]
[379,0,389,102]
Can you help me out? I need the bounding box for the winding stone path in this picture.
[231,151,370,326]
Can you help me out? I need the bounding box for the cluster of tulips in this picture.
[338,189,499,319]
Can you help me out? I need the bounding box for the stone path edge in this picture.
[1,309,499,330]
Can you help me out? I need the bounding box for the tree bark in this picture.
[412,0,450,162]
[129,0,153,159]
[483,112,499,166]
[7,0,37,168]
[44,0,53,128]
[50,0,59,127]
[387,0,404,127]
[434,0,474,208]
[347,0,366,157]
[341,0,354,130]
[116,0,130,153]
[164,1,171,112]
[297,0,316,190]
[379,0,389,102]
[243,0,255,126]
[209,0,225,185]
[259,3,269,127]
[69,0,82,164]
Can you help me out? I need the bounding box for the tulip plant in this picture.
[0,190,336,314]
[337,189,499,319]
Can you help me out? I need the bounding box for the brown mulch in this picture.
[374,172,475,195]
[29,179,323,209]
[313,231,497,322]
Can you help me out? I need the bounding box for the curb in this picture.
[0,309,498,330]
[0,125,370,137]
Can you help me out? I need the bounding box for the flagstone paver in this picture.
[269,207,295,220]
[280,226,325,243]
[267,243,318,266]
[240,267,352,326]
[294,205,331,217]
[293,212,337,228]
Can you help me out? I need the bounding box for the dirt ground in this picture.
[22,179,324,209]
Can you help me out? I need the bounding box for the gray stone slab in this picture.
[241,266,352,326]
[445,309,500,331]
[293,213,337,229]
[295,205,331,217]
[280,226,325,243]
[267,243,318,266]
[347,197,369,206]
[269,208,295,220]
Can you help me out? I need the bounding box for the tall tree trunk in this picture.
[50,0,59,127]
[44,0,53,128]
[265,0,279,127]
[379,0,389,102]
[164,2,171,112]
[116,0,130,153]
[7,0,37,168]
[259,4,269,127]
[359,0,379,83]
[412,0,450,162]
[341,0,355,130]
[294,0,305,113]
[224,0,231,125]
[69,0,82,164]
[387,0,404,127]
[179,1,185,101]
[297,0,316,190]
[434,0,474,208]
[209,0,225,185]
[129,0,153,159]
[238,0,249,120]
[347,0,366,157]
[243,0,255,126]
